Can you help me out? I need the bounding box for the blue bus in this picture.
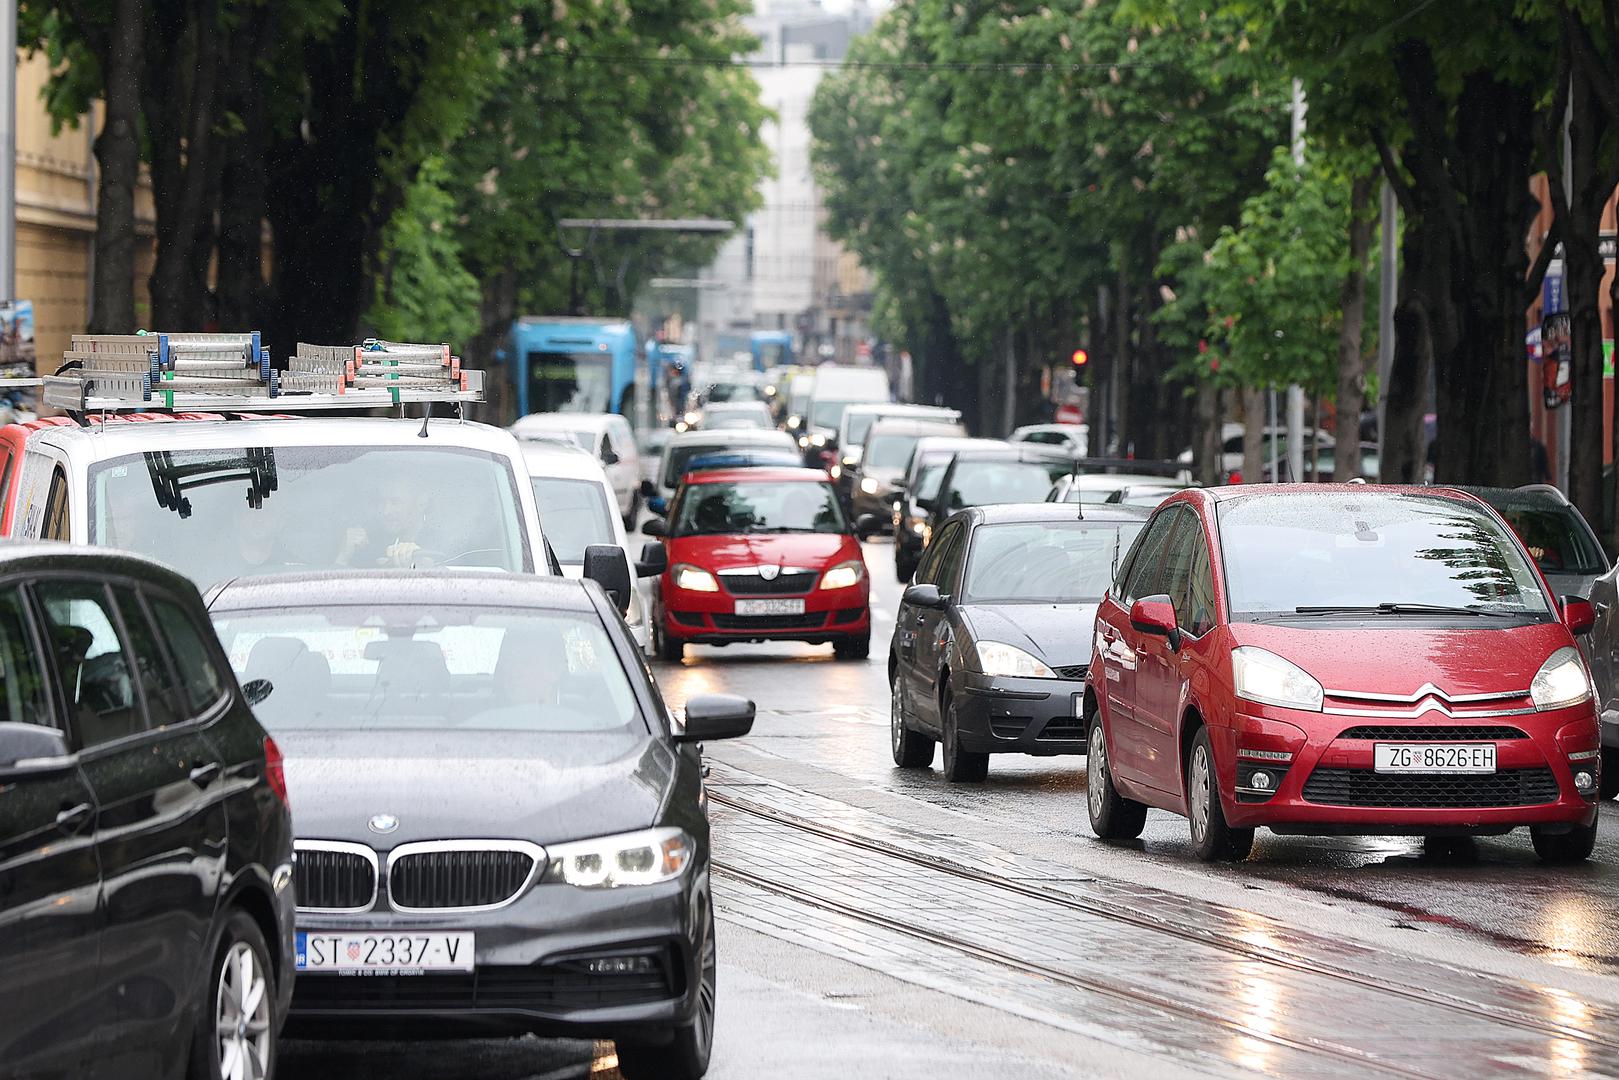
[499,317,643,422]
[750,331,794,372]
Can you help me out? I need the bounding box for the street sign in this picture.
[1055,402,1083,425]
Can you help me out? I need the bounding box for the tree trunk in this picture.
[1110,268,1131,457]
[1192,380,1220,487]
[86,0,145,335]
[1334,172,1376,480]
[216,2,273,331]
[1240,386,1266,484]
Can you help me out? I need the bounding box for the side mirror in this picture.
[636,541,668,578]
[675,693,755,743]
[0,721,73,778]
[855,513,885,538]
[640,479,657,498]
[641,517,668,537]
[915,496,936,513]
[242,679,274,706]
[1129,595,1181,650]
[1562,596,1596,636]
[601,448,620,466]
[902,583,947,610]
[584,544,633,614]
[647,496,669,517]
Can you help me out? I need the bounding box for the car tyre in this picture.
[1531,811,1598,864]
[940,688,988,782]
[616,906,716,1080]
[623,492,640,531]
[1602,748,1619,800]
[1087,711,1147,840]
[655,621,685,663]
[1186,728,1253,862]
[188,909,277,1080]
[891,675,934,768]
[833,634,871,660]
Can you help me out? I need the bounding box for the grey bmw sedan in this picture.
[205,570,754,1080]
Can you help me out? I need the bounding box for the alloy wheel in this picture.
[1189,744,1212,846]
[1088,723,1107,820]
[693,910,717,1061]
[215,939,272,1080]
[890,679,904,757]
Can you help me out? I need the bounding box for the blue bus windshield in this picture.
[526,350,613,412]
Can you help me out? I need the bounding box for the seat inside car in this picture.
[367,639,451,707]
[245,636,332,717]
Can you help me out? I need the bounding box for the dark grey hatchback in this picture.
[0,544,294,1080]
[205,570,754,1080]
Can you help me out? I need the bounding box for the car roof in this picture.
[669,428,795,448]
[947,446,1075,464]
[683,467,831,485]
[1013,423,1085,434]
[966,502,1151,525]
[914,435,996,453]
[32,415,524,464]
[510,413,618,435]
[518,441,612,483]
[1450,484,1573,510]
[1196,483,1482,504]
[0,539,200,594]
[208,569,600,613]
[866,417,967,437]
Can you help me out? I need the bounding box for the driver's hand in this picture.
[336,526,368,565]
[382,540,427,568]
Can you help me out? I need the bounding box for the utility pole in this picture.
[1557,79,1573,495]
[1375,181,1397,479]
[0,0,16,300]
[1285,78,1306,483]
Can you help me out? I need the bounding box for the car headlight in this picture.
[820,560,865,590]
[672,564,719,592]
[542,827,692,888]
[798,435,810,448]
[788,414,802,428]
[860,477,880,495]
[974,640,1056,678]
[1231,646,1323,711]
[830,464,842,479]
[1531,646,1592,710]
[683,411,701,426]
[811,433,827,447]
[842,456,858,467]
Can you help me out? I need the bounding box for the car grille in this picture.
[1038,717,1085,740]
[292,952,677,1013]
[294,846,376,912]
[1301,767,1559,808]
[388,849,536,910]
[1052,664,1089,680]
[711,613,828,630]
[1337,724,1528,741]
[722,571,817,595]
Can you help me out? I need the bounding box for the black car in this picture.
[889,504,1149,781]
[206,570,754,1080]
[0,544,294,1080]
[1452,484,1610,600]
[889,436,1000,582]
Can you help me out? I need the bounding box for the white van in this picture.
[803,366,891,448]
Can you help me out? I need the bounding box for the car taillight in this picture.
[264,735,289,807]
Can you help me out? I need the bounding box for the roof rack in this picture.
[43,334,483,413]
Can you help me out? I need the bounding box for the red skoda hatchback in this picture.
[646,468,871,661]
[1086,486,1601,863]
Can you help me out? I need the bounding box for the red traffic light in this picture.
[1070,348,1089,367]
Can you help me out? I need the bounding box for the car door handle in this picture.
[188,762,222,787]
[56,802,93,835]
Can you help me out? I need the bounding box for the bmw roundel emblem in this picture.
[368,813,400,834]
[759,564,780,581]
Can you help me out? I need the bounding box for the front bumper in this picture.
[663,582,871,645]
[285,872,705,1040]
[954,672,1089,755]
[852,481,899,522]
[1217,704,1601,834]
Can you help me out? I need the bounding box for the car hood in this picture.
[275,728,675,846]
[669,532,855,571]
[962,602,1099,669]
[1228,621,1573,698]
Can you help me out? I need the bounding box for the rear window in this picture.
[964,521,1145,603]
[945,459,1071,510]
[530,477,616,563]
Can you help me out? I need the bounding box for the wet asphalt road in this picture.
[285,537,1619,1079]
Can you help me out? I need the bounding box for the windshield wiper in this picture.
[744,524,814,533]
[1292,602,1512,617]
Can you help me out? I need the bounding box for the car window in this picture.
[1495,505,1607,576]
[531,477,617,563]
[1121,509,1181,604]
[1182,535,1217,637]
[37,580,144,749]
[112,588,183,728]
[0,587,52,727]
[0,447,17,522]
[915,521,961,586]
[150,596,227,714]
[937,525,969,592]
[945,459,1071,510]
[1160,510,1199,621]
[43,465,68,541]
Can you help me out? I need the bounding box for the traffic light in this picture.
[1071,347,1089,367]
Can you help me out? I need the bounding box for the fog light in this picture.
[1575,770,1596,793]
[584,955,656,976]
[1250,770,1273,791]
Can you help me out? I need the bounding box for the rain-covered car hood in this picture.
[1227,621,1573,698]
[669,532,858,572]
[276,728,675,846]
[961,602,1099,670]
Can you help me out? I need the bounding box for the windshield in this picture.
[945,459,1072,511]
[530,477,616,563]
[866,433,923,472]
[916,462,948,501]
[89,445,529,584]
[705,382,762,403]
[673,480,847,535]
[964,522,1145,603]
[527,351,611,412]
[845,411,887,446]
[1493,505,1607,576]
[1219,493,1553,618]
[212,605,640,733]
[810,399,860,430]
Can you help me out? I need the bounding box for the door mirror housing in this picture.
[601,448,620,466]
[675,694,756,742]
[1129,595,1181,650]
[636,541,668,578]
[241,679,274,706]
[1562,596,1596,636]
[854,513,885,539]
[0,722,73,778]
[640,479,657,498]
[641,517,668,538]
[647,496,669,517]
[902,583,947,610]
[583,544,633,614]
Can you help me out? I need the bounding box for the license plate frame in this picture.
[295,930,475,974]
[1373,742,1497,775]
[735,598,806,616]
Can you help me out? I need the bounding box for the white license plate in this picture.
[735,598,805,616]
[1373,743,1497,774]
[296,931,475,974]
